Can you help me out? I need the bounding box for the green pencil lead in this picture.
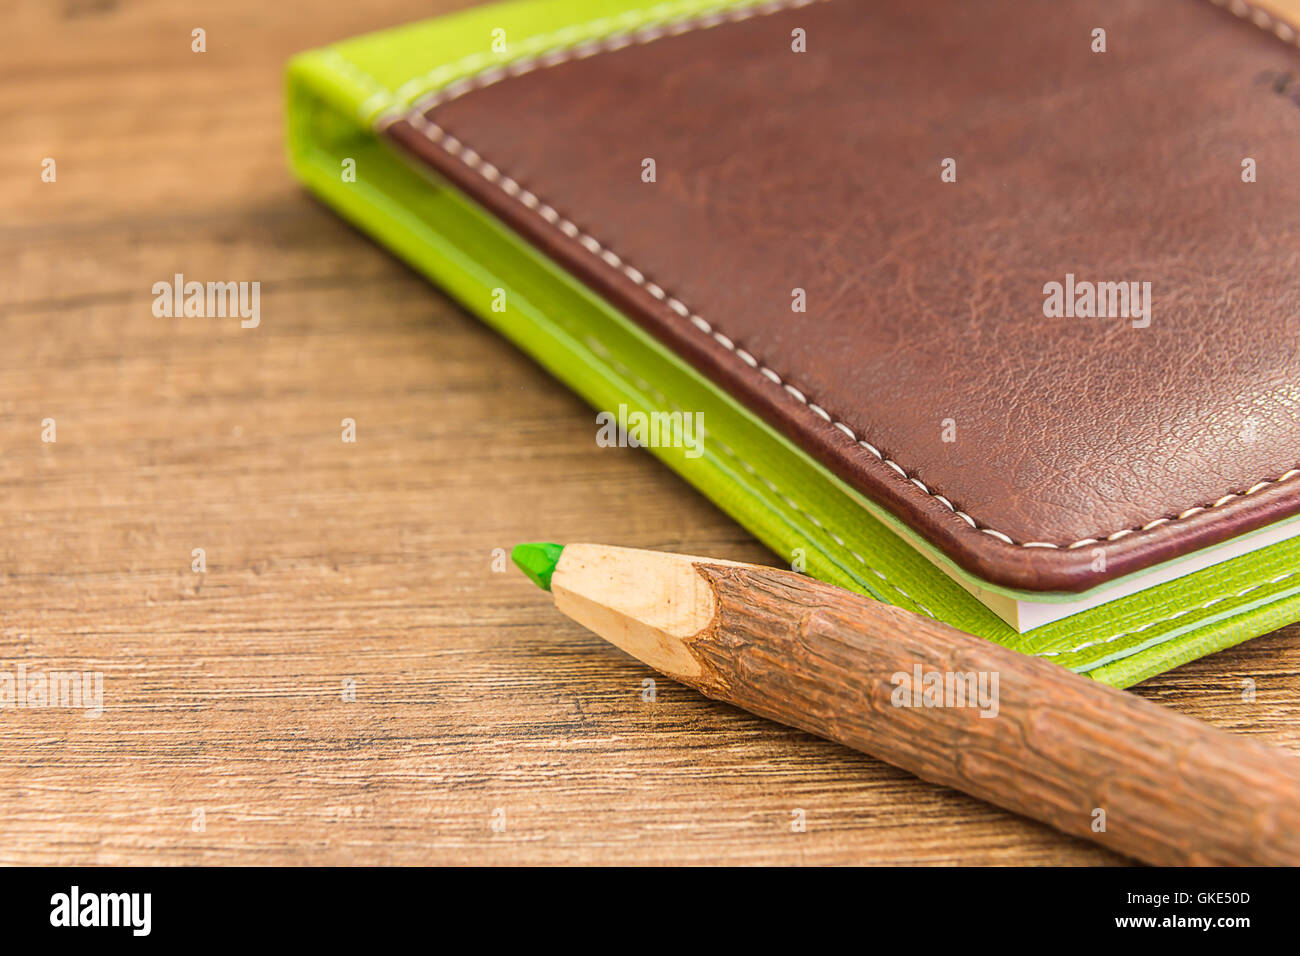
[511,542,566,592]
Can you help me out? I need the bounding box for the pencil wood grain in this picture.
[687,563,1300,866]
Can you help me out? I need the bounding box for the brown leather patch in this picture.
[384,0,1300,592]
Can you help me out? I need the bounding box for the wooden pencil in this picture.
[513,542,1300,866]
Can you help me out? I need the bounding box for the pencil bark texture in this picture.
[686,563,1300,866]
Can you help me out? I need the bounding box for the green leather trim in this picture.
[305,0,767,123]
[286,0,1300,687]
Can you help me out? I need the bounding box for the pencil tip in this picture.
[511,542,565,592]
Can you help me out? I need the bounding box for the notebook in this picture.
[287,0,1300,686]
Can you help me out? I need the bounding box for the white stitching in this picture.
[583,336,1300,668]
[1039,571,1299,658]
[332,2,791,121]
[378,0,821,122]
[318,49,398,123]
[581,336,937,619]
[381,0,1300,551]
[1210,0,1300,49]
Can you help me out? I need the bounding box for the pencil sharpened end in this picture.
[511,542,565,592]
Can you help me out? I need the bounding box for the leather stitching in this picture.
[592,293,1300,665]
[1212,0,1300,46]
[341,1,787,124]
[1041,570,1299,661]
[580,334,939,619]
[559,336,1300,668]
[379,0,1300,551]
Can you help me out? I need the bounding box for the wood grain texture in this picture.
[690,564,1300,866]
[0,0,1298,866]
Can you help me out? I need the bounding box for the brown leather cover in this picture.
[384,0,1300,592]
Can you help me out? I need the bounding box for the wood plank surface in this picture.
[0,0,1297,866]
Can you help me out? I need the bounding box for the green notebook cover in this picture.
[286,0,1300,688]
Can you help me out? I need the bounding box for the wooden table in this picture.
[2,0,1297,866]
